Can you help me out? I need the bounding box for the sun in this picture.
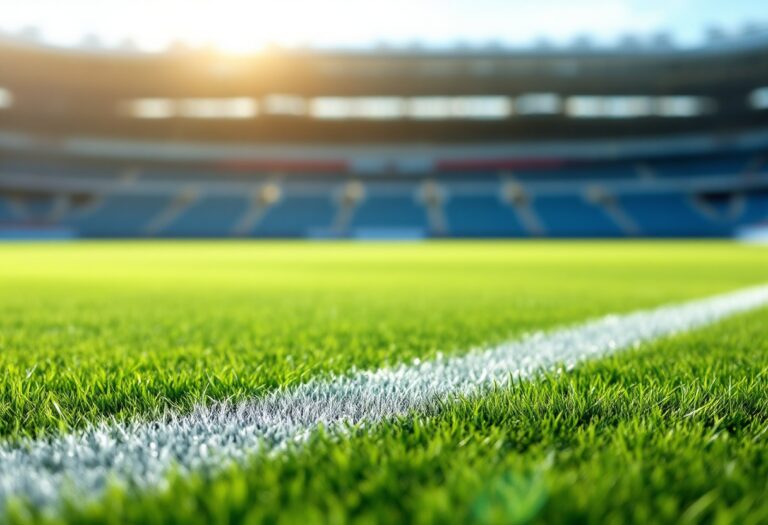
[127,0,379,53]
[1,0,378,53]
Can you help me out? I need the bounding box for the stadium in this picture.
[1,1,768,523]
[1,26,768,239]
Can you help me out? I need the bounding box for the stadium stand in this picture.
[62,195,171,237]
[0,36,767,239]
[158,195,249,237]
[444,194,527,237]
[255,192,337,237]
[1,149,768,238]
[740,191,768,224]
[619,193,724,237]
[350,191,430,238]
[533,194,622,237]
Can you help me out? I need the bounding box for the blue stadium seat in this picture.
[534,195,622,237]
[351,195,428,230]
[64,195,170,237]
[254,195,336,237]
[444,194,526,237]
[0,196,57,224]
[739,193,768,225]
[161,196,249,237]
[23,197,57,221]
[0,197,16,223]
[621,193,725,236]
[697,194,737,220]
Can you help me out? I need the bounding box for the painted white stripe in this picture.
[2,284,768,511]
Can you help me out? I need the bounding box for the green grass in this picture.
[1,241,768,523]
[17,306,768,525]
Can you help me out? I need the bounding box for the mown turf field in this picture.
[1,241,767,524]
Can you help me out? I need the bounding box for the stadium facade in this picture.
[0,35,767,239]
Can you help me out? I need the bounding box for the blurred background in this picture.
[0,0,767,240]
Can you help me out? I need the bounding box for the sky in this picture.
[0,0,765,52]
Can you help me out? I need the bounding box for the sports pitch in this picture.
[1,241,767,524]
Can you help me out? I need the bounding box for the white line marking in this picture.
[2,284,768,510]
